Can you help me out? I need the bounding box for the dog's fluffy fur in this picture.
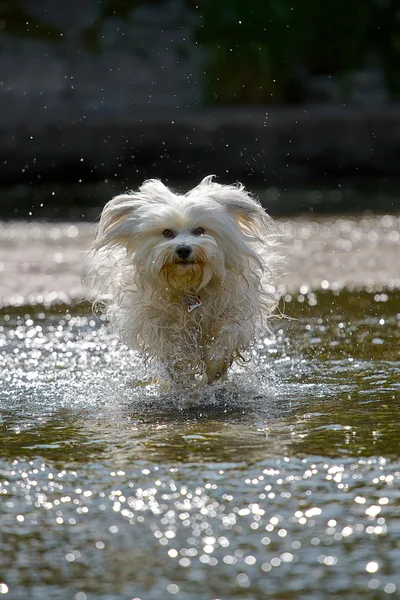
[83,176,280,389]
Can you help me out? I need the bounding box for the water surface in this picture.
[1,291,399,599]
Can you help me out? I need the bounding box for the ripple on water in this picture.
[0,290,400,599]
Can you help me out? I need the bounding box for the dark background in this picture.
[1,0,400,217]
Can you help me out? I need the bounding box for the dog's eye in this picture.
[162,229,175,239]
[192,227,205,236]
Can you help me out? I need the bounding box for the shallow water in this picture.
[1,291,400,599]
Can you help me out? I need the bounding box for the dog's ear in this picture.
[198,176,274,243]
[95,192,142,250]
[95,179,174,250]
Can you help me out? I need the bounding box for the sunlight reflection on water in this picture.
[1,290,400,599]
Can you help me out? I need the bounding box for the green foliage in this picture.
[0,0,62,41]
[196,0,294,102]
[0,0,148,52]
[194,0,400,103]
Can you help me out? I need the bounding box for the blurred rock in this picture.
[349,68,388,106]
[305,75,343,104]
[0,0,204,126]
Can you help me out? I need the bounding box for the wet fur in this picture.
[83,176,280,389]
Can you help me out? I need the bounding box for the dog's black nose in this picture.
[176,245,192,260]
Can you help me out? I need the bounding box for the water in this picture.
[1,290,399,600]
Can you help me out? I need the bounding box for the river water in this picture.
[0,216,400,600]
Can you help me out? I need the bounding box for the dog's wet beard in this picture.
[161,250,213,292]
[161,263,215,292]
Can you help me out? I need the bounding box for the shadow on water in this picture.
[0,384,296,467]
[1,386,399,468]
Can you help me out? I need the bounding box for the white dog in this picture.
[84,176,279,390]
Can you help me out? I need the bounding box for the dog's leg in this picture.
[163,329,208,393]
[203,329,238,384]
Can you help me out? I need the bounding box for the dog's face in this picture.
[95,176,273,293]
[133,202,226,292]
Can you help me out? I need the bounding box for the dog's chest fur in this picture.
[128,275,255,370]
